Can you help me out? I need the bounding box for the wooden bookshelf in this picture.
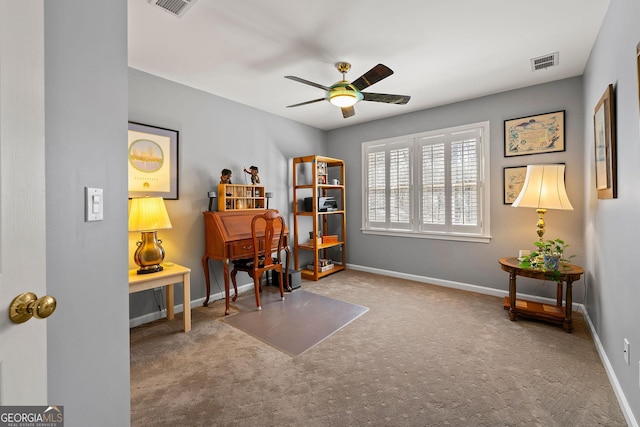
[292,155,346,280]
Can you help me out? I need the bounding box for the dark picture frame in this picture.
[503,166,528,204]
[593,84,617,200]
[504,110,565,157]
[637,42,640,111]
[128,122,179,200]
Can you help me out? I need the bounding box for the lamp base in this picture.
[133,231,166,275]
[536,208,547,242]
[136,265,163,275]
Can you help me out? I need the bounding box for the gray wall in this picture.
[327,77,585,300]
[128,69,326,318]
[45,1,131,426]
[120,0,640,422]
[583,0,640,420]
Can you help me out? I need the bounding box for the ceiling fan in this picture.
[285,62,411,118]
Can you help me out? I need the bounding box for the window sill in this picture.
[361,228,491,243]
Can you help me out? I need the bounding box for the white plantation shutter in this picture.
[389,145,411,226]
[362,122,489,240]
[366,148,386,226]
[364,139,412,230]
[449,129,481,233]
[420,139,446,227]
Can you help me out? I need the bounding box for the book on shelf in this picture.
[307,263,335,273]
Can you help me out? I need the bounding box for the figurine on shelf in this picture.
[244,165,260,185]
[220,168,232,184]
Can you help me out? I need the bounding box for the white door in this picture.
[0,1,48,404]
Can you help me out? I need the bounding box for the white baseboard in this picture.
[128,282,255,328]
[347,263,583,310]
[347,262,637,427]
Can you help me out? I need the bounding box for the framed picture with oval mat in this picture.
[128,122,179,199]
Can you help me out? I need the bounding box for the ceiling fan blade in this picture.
[362,92,411,105]
[341,106,355,118]
[351,64,394,91]
[286,98,325,108]
[284,76,330,91]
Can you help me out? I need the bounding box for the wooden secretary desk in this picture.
[202,210,290,315]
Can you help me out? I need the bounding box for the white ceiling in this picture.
[128,0,609,131]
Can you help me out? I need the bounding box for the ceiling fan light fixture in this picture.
[328,82,362,107]
[329,94,358,107]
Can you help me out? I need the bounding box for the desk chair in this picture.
[230,210,287,310]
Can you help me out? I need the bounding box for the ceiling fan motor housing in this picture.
[327,81,363,107]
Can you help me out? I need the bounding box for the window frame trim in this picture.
[361,121,491,243]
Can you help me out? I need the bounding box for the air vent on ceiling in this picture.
[531,52,559,71]
[148,0,197,18]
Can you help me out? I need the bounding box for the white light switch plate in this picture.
[624,338,630,365]
[85,187,103,221]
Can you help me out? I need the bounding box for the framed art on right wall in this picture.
[593,84,617,199]
[637,42,640,110]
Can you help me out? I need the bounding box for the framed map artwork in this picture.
[504,111,565,157]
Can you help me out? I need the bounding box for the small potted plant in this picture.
[519,238,574,273]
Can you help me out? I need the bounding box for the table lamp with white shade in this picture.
[128,196,173,274]
[511,164,573,242]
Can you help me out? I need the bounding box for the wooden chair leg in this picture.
[230,268,239,302]
[277,269,285,301]
[253,272,262,310]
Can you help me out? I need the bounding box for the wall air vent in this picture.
[531,52,559,71]
[148,0,198,18]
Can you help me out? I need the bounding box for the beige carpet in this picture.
[130,270,627,426]
[223,289,368,356]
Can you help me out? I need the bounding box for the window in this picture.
[362,122,491,242]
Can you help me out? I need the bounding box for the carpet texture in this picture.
[223,289,368,356]
[130,270,627,426]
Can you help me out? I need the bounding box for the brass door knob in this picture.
[9,292,57,324]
